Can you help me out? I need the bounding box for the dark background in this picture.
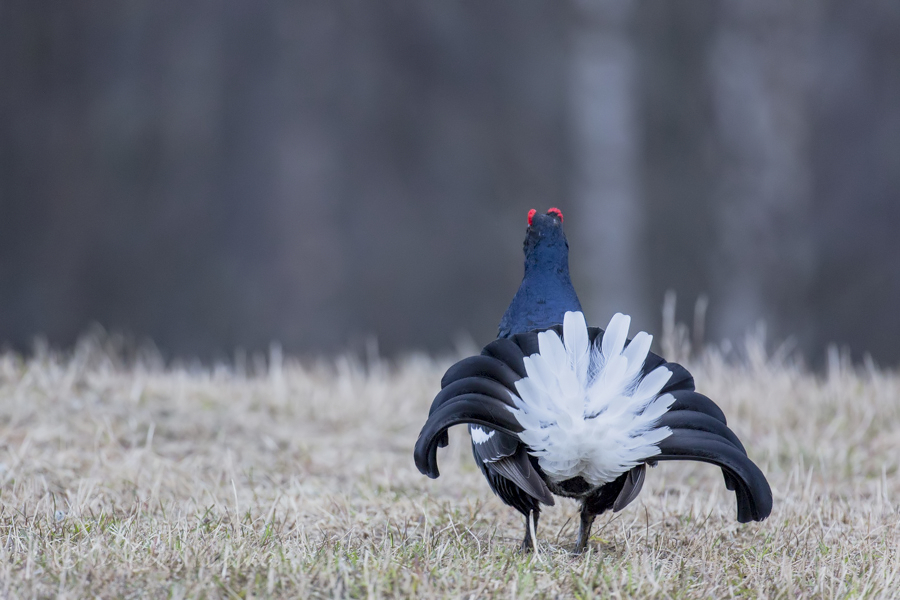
[2,1,899,364]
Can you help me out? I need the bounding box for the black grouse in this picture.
[414,208,772,553]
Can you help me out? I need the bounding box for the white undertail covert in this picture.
[508,311,675,485]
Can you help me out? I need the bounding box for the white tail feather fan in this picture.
[509,311,675,485]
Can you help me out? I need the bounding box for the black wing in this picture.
[415,338,554,508]
[415,350,525,478]
[470,425,554,507]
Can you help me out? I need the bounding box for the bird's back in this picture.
[498,273,583,338]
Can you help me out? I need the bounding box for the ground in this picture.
[1,334,898,598]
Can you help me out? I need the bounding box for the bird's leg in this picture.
[574,505,596,554]
[519,509,540,553]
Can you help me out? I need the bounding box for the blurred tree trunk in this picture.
[634,1,719,339]
[568,0,649,329]
[706,1,821,352]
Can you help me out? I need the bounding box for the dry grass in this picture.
[1,333,899,599]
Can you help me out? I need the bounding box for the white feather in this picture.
[563,311,590,389]
[508,311,674,486]
[470,426,495,445]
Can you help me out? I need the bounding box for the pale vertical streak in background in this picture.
[569,1,648,329]
[708,2,820,345]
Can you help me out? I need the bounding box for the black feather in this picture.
[480,448,555,506]
[480,338,528,378]
[431,377,516,416]
[478,458,544,517]
[430,377,516,448]
[656,430,772,522]
[655,411,746,455]
[469,426,518,463]
[439,355,522,391]
[657,362,696,393]
[613,465,646,512]
[414,394,523,479]
[666,389,728,425]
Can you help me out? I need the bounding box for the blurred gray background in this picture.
[2,1,899,364]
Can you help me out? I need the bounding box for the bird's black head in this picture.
[523,208,569,273]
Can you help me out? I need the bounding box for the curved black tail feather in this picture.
[414,394,523,479]
[480,338,528,378]
[439,355,523,391]
[656,429,772,522]
[431,354,522,449]
[665,389,728,425]
[656,410,746,454]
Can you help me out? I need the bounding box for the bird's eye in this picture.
[527,209,537,226]
[547,208,563,223]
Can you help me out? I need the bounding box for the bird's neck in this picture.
[499,248,583,337]
[522,241,579,293]
[523,249,568,280]
[517,267,582,313]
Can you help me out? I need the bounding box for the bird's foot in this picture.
[573,513,595,555]
[519,537,534,554]
[573,535,589,555]
[519,510,539,554]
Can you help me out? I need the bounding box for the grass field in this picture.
[1,332,899,598]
